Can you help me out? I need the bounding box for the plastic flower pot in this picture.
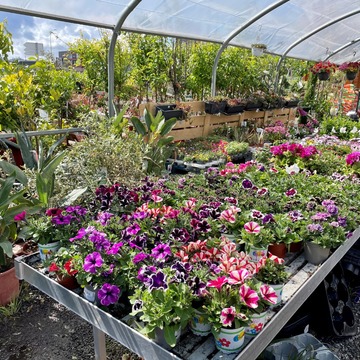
[245,311,267,338]
[269,283,284,307]
[190,308,212,336]
[304,242,330,265]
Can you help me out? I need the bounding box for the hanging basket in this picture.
[317,72,330,81]
[346,71,358,81]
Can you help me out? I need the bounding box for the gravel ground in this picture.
[1,271,360,360]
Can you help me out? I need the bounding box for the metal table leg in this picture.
[93,326,107,360]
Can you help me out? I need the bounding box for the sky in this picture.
[0,12,102,59]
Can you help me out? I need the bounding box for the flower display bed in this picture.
[15,227,360,360]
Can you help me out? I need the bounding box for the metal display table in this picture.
[15,227,360,360]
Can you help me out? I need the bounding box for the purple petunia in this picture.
[151,243,171,260]
[337,216,347,227]
[285,188,297,197]
[97,211,114,226]
[326,205,338,216]
[83,252,103,274]
[148,271,168,291]
[106,242,124,255]
[97,283,121,306]
[307,223,324,233]
[52,214,75,225]
[311,212,331,221]
[170,228,190,242]
[242,179,253,189]
[126,223,141,236]
[132,252,149,264]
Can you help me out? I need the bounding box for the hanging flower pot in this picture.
[317,72,330,81]
[213,326,245,354]
[346,71,357,81]
[251,44,267,57]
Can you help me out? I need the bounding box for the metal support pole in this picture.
[108,0,142,117]
[210,0,289,97]
[93,326,107,360]
[274,9,360,93]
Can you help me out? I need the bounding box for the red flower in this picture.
[219,338,231,347]
[207,276,228,290]
[49,262,60,272]
[45,208,63,217]
[64,259,78,276]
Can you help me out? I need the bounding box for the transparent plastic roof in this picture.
[1,0,360,64]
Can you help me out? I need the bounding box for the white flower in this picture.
[350,126,358,133]
[286,163,300,175]
[340,127,347,133]
[313,128,319,134]
[331,127,337,133]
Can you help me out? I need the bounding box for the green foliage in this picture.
[54,112,144,203]
[225,141,249,155]
[255,258,288,285]
[131,109,176,174]
[319,115,360,140]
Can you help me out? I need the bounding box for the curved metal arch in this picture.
[275,9,360,92]
[324,38,360,62]
[108,0,142,117]
[210,0,289,97]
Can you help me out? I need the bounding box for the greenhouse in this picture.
[1,1,360,360]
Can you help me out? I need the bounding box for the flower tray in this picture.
[155,105,184,120]
[204,101,227,114]
[224,104,245,114]
[245,101,263,111]
[284,100,299,108]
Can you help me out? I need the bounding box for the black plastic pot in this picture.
[155,104,184,120]
[224,104,245,114]
[205,101,227,114]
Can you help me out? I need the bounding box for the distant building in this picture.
[58,51,78,66]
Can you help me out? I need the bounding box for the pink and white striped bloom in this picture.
[239,284,259,308]
[244,221,261,234]
[207,276,228,290]
[220,306,237,327]
[260,284,277,305]
[228,269,250,285]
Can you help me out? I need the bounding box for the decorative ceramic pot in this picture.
[213,326,245,354]
[0,267,20,306]
[245,311,267,338]
[190,308,211,336]
[247,245,268,262]
[269,283,284,307]
[317,72,330,81]
[38,241,60,262]
[304,241,330,265]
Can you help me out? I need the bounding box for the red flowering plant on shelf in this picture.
[310,61,337,74]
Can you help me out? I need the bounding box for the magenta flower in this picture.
[219,209,236,223]
[220,306,237,327]
[257,187,268,196]
[151,243,171,260]
[244,221,261,234]
[227,269,249,285]
[14,211,26,222]
[346,152,360,166]
[260,284,277,305]
[207,276,228,290]
[251,210,264,219]
[97,283,121,306]
[126,223,141,236]
[106,242,124,255]
[285,188,297,197]
[239,284,259,308]
[132,252,149,264]
[83,252,103,274]
[311,212,331,221]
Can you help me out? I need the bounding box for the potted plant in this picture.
[338,61,360,80]
[0,173,40,305]
[251,44,267,57]
[310,61,337,81]
[225,98,246,114]
[204,96,227,114]
[225,141,252,164]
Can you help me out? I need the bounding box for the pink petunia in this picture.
[228,269,249,285]
[207,276,228,290]
[14,211,26,222]
[260,284,277,305]
[220,306,237,327]
[285,188,297,197]
[239,284,259,308]
[244,221,261,234]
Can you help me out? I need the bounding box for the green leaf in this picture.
[130,117,147,136]
[163,324,178,348]
[46,135,67,165]
[0,236,12,258]
[0,161,28,185]
[0,173,15,209]
[15,131,37,169]
[36,173,49,205]
[159,117,177,136]
[143,108,152,131]
[157,137,174,147]
[113,106,128,128]
[40,151,66,180]
[59,187,88,206]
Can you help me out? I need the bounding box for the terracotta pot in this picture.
[56,274,79,290]
[0,267,20,306]
[268,243,287,258]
